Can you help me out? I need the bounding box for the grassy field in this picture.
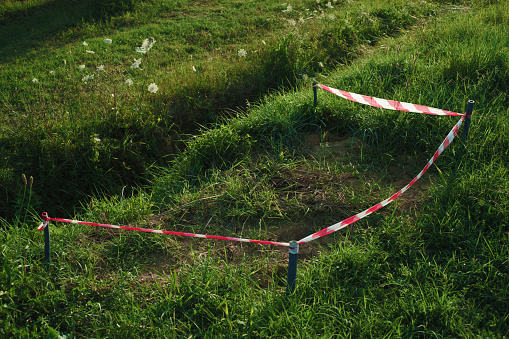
[0,0,446,220]
[1,0,509,337]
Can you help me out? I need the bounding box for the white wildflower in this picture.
[238,49,247,57]
[125,79,133,86]
[49,71,55,74]
[79,64,86,70]
[86,50,95,54]
[261,40,266,45]
[32,78,38,83]
[326,2,333,9]
[135,37,156,54]
[83,41,88,46]
[131,58,142,69]
[97,65,104,72]
[148,83,158,93]
[104,38,112,44]
[94,137,101,143]
[283,4,293,12]
[82,74,94,82]
[287,19,296,26]
[299,17,305,24]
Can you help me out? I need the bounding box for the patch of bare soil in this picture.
[303,130,432,209]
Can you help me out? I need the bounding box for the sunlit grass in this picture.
[1,0,509,337]
[0,0,450,220]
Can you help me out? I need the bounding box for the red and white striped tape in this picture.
[37,212,290,247]
[317,84,463,116]
[37,115,464,248]
[37,87,469,248]
[297,114,465,245]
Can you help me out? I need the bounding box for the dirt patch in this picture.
[302,130,432,208]
[303,131,366,157]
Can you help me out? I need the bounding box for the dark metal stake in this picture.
[286,241,299,296]
[462,100,475,142]
[313,82,318,107]
[42,212,50,269]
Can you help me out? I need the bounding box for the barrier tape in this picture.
[297,114,465,245]
[37,86,468,249]
[37,212,290,247]
[317,84,463,116]
[37,112,462,248]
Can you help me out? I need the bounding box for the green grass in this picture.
[0,0,446,221]
[1,0,509,337]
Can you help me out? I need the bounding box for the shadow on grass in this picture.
[0,44,308,223]
[0,0,134,62]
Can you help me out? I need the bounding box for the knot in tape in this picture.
[38,212,49,231]
[289,242,299,255]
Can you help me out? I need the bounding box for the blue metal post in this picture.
[286,241,299,296]
[42,212,50,269]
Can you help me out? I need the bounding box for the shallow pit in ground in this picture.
[124,130,434,287]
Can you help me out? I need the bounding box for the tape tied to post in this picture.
[289,242,299,254]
